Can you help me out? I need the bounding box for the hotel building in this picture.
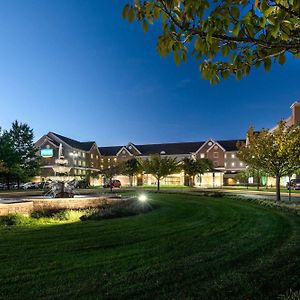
[35,132,245,187]
[35,102,300,187]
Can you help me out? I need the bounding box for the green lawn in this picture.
[1,193,300,299]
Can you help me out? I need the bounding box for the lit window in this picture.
[114,158,117,162]
[240,162,243,166]
[200,153,205,158]
[101,158,104,162]
[108,165,111,169]
[225,154,227,158]
[101,165,104,169]
[224,162,227,167]
[96,155,99,159]
[231,162,235,167]
[78,160,82,166]
[82,152,86,158]
[213,152,218,158]
[82,161,86,167]
[231,154,235,158]
[91,154,94,159]
[108,158,110,162]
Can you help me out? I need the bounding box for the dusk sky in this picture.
[0,0,299,146]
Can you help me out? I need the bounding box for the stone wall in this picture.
[0,202,34,216]
[0,197,125,216]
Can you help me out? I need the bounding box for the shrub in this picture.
[278,289,300,300]
[0,214,30,226]
[31,209,86,222]
[80,199,156,221]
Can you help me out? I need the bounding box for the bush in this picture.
[31,209,86,222]
[80,199,156,221]
[278,289,300,300]
[0,214,30,226]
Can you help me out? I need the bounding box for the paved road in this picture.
[208,188,300,203]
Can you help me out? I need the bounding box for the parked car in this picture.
[286,179,300,190]
[76,180,90,189]
[103,179,121,189]
[22,182,40,190]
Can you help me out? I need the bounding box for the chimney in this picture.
[290,101,300,125]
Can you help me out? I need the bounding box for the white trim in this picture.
[49,132,95,152]
[206,141,226,153]
[116,146,133,157]
[35,135,59,149]
[127,143,141,154]
[90,142,101,156]
[195,139,215,154]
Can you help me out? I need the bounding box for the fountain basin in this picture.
[0,196,127,216]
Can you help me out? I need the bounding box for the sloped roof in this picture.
[99,146,123,156]
[46,137,60,147]
[217,139,246,151]
[134,141,206,155]
[49,132,95,151]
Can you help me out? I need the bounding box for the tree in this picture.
[237,121,300,201]
[122,158,142,186]
[182,157,212,186]
[9,121,40,188]
[237,166,266,190]
[123,1,300,83]
[142,154,180,191]
[0,129,18,189]
[101,164,123,192]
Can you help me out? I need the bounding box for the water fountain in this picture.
[0,143,129,215]
[46,144,77,198]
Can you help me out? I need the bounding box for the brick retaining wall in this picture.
[0,202,34,216]
[0,197,125,216]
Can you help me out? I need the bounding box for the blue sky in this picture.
[0,0,299,146]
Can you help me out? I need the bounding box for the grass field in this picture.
[1,193,300,299]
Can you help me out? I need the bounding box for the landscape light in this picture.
[138,194,147,202]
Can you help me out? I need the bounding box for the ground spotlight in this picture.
[138,194,147,202]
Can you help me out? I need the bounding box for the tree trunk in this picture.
[129,175,133,187]
[157,178,160,192]
[109,177,113,192]
[17,177,20,190]
[288,175,291,201]
[275,175,281,201]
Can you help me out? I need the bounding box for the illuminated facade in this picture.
[35,132,245,186]
[34,102,300,187]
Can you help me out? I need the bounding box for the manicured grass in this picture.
[1,193,300,299]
